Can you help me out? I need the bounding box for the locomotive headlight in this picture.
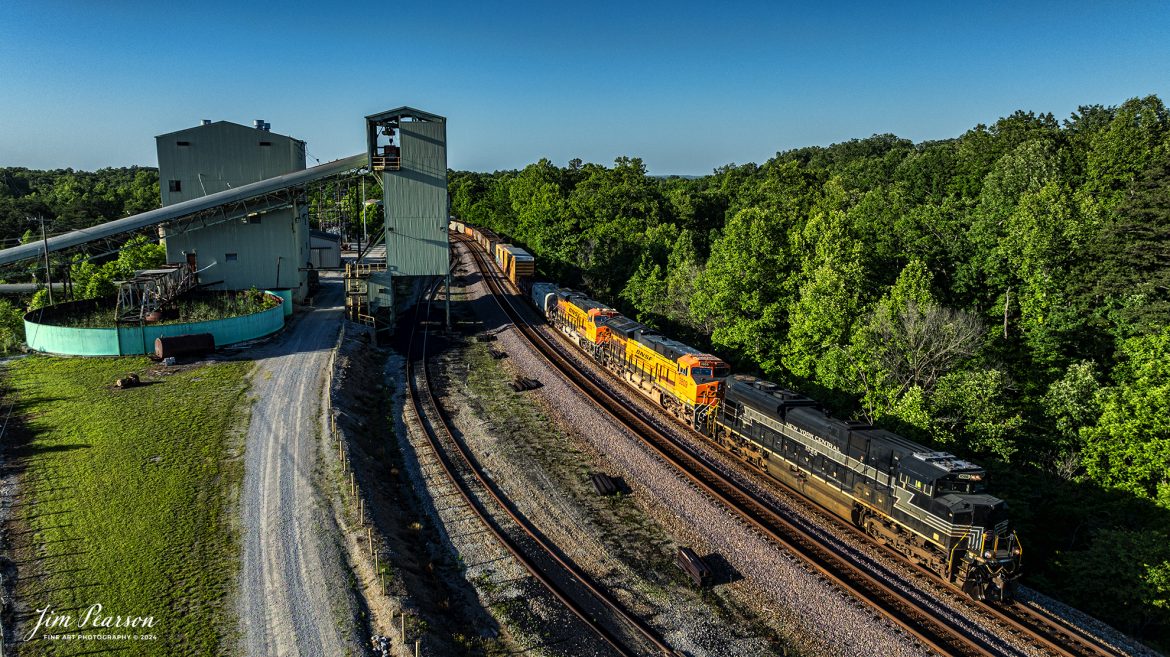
[1011,546,1022,557]
[983,550,993,560]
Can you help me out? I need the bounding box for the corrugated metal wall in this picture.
[383,121,449,276]
[162,207,305,292]
[157,121,311,301]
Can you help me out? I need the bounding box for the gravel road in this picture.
[237,275,361,657]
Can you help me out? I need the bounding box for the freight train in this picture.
[458,225,1022,601]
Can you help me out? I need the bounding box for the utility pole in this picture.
[38,215,53,306]
[356,177,363,259]
[335,180,343,242]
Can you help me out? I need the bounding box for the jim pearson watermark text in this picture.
[26,603,156,641]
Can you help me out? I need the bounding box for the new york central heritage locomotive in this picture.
[458,223,1022,601]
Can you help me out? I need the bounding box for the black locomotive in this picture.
[712,374,1022,600]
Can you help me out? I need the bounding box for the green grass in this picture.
[4,355,252,656]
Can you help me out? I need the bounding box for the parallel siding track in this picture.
[404,275,677,657]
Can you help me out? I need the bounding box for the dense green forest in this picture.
[451,95,1170,646]
[0,166,159,245]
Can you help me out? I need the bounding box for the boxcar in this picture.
[503,245,534,289]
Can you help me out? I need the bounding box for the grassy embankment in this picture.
[3,355,251,656]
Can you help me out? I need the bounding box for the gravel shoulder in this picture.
[237,274,364,657]
[327,318,519,657]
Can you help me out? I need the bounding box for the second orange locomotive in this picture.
[535,284,729,429]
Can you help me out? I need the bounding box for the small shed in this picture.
[309,230,342,269]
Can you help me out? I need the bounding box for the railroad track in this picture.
[995,602,1128,657]
[403,275,676,657]
[454,232,1124,657]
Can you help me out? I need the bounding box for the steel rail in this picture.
[459,231,1129,657]
[681,416,1124,657]
[994,602,1128,657]
[405,274,675,657]
[456,232,1006,657]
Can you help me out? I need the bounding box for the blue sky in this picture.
[1,0,1168,175]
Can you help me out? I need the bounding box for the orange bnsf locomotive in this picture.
[601,315,729,430]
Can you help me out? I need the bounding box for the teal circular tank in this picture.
[24,291,287,357]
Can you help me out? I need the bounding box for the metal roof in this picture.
[155,120,303,145]
[503,245,533,259]
[0,153,365,267]
[309,229,342,242]
[365,106,446,124]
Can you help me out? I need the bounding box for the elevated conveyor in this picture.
[0,153,366,267]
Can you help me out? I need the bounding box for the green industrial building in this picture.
[156,119,313,302]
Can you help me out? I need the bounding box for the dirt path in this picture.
[237,275,360,657]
